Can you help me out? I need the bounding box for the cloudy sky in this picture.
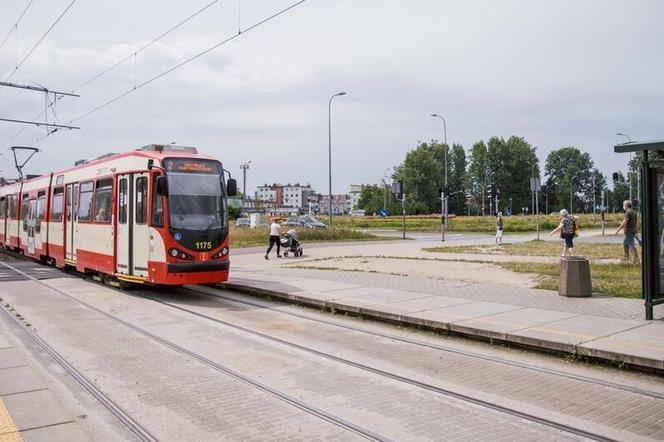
[0,0,662,194]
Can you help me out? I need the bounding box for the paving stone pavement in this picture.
[234,266,651,320]
[227,267,664,371]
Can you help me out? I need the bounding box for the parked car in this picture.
[235,217,251,228]
[300,215,327,229]
[284,217,304,227]
[350,209,366,217]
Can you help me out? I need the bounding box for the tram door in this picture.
[65,183,78,262]
[116,173,150,277]
[27,199,36,255]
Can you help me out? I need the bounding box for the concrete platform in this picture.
[222,271,664,372]
[0,327,91,441]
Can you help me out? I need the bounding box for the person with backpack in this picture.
[550,209,575,257]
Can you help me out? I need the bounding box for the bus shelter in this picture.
[615,139,664,319]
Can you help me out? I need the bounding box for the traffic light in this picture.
[612,172,619,183]
[490,184,497,199]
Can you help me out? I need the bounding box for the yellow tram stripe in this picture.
[114,274,147,284]
[0,398,23,441]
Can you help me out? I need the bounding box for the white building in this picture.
[255,183,315,211]
[349,184,364,210]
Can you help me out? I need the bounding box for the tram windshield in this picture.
[163,159,226,231]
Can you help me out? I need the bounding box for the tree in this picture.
[357,184,401,216]
[392,140,447,214]
[466,141,489,215]
[544,147,595,213]
[448,143,467,215]
[466,136,538,215]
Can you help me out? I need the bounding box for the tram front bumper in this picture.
[148,260,230,285]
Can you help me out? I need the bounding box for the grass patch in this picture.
[499,261,642,298]
[424,240,624,260]
[229,225,388,248]
[333,214,623,233]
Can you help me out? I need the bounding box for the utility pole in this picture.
[240,161,251,215]
[592,173,596,221]
[440,189,446,242]
[601,188,606,235]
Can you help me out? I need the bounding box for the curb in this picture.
[219,282,663,374]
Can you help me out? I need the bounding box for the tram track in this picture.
[0,273,158,442]
[187,284,664,401]
[0,254,656,441]
[0,260,390,442]
[122,284,622,442]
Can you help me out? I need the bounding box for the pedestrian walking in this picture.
[265,218,282,260]
[550,209,575,257]
[495,212,504,244]
[615,200,640,264]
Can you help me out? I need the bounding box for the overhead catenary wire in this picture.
[72,0,221,93]
[1,0,78,85]
[0,0,37,54]
[0,0,223,150]
[67,0,306,125]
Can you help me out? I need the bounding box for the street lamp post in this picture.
[382,167,391,211]
[240,161,252,215]
[431,113,448,241]
[328,91,347,227]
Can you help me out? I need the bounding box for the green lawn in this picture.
[424,240,625,260]
[424,239,641,298]
[229,225,388,248]
[333,214,623,233]
[499,261,641,298]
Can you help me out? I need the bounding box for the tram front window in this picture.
[167,172,225,230]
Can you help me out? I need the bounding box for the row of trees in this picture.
[358,136,633,216]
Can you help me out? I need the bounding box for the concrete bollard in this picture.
[559,256,592,297]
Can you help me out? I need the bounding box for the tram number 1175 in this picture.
[195,241,213,250]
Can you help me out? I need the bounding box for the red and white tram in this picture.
[0,144,237,285]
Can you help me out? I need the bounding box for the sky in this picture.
[0,0,662,195]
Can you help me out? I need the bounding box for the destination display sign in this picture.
[164,159,221,175]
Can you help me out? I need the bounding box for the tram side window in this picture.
[94,179,113,223]
[151,174,163,228]
[36,192,46,233]
[119,179,127,224]
[51,188,63,222]
[21,194,29,231]
[136,177,147,224]
[8,195,17,220]
[78,182,94,222]
[0,197,5,220]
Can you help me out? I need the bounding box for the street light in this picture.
[431,113,448,241]
[240,161,252,215]
[382,167,391,210]
[617,133,634,202]
[328,91,346,227]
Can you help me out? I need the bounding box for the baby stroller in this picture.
[281,229,303,257]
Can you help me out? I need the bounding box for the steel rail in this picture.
[0,260,388,442]
[188,285,664,401]
[127,286,617,442]
[0,285,157,441]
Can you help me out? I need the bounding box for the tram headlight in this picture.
[169,248,194,260]
[212,247,229,259]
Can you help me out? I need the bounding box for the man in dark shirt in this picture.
[615,200,639,264]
